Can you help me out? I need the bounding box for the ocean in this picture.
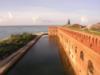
[0,26,49,39]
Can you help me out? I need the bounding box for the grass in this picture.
[0,32,37,60]
[63,25,100,36]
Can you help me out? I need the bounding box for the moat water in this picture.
[6,36,66,75]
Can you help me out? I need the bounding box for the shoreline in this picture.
[0,32,48,75]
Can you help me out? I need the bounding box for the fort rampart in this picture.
[48,26,100,75]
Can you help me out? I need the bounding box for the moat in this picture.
[6,36,66,75]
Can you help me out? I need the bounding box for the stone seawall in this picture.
[48,27,100,75]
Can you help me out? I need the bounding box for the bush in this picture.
[0,33,37,60]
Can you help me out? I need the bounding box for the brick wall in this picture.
[48,26,100,75]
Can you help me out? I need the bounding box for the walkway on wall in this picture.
[6,35,66,75]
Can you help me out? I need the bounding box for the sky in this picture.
[0,0,100,26]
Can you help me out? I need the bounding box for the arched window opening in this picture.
[75,47,77,53]
[80,51,84,61]
[87,60,94,75]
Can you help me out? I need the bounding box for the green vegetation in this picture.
[0,33,37,60]
[64,24,100,36]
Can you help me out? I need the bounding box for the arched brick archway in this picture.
[87,60,94,75]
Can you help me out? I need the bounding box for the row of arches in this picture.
[49,27,97,75]
[58,27,100,54]
[66,40,94,75]
[57,30,94,75]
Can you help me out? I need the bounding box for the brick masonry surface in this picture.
[48,26,100,75]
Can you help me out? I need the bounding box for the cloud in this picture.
[0,6,100,25]
[8,12,13,19]
[0,18,3,23]
[0,11,14,25]
[80,16,88,25]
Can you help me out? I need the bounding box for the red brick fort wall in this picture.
[48,26,100,75]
